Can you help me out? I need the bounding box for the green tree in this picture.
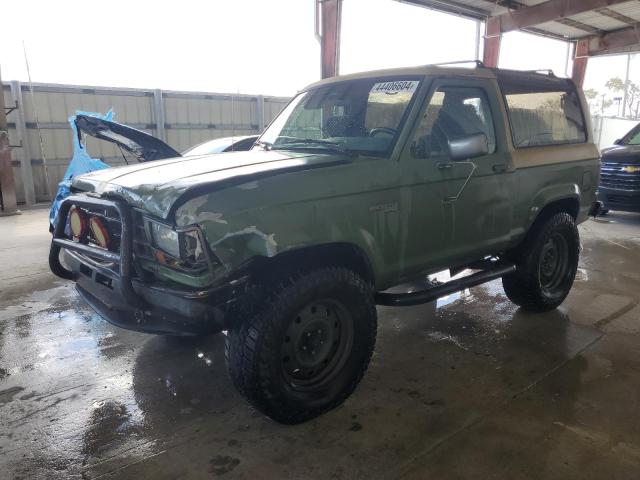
[583,89,612,115]
[606,77,640,119]
[583,88,598,101]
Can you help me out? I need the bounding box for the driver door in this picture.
[401,77,514,272]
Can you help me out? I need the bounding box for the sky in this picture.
[1,0,636,99]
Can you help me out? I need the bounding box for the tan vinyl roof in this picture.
[302,64,571,92]
[302,64,496,91]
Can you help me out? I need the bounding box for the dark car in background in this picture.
[599,123,640,214]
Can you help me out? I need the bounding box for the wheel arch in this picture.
[252,242,377,288]
[510,191,580,255]
[535,196,580,224]
[528,184,581,229]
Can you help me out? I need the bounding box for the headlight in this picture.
[149,221,211,267]
[150,222,181,258]
[182,229,206,263]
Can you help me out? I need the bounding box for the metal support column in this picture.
[622,53,631,118]
[474,21,482,61]
[572,39,589,88]
[483,17,501,68]
[256,95,265,132]
[10,80,36,207]
[153,89,166,142]
[318,0,343,79]
[0,72,19,214]
[564,41,571,77]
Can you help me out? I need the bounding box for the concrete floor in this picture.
[1,209,640,479]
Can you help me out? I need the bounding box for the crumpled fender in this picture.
[175,194,387,286]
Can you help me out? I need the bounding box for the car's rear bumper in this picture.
[598,186,640,213]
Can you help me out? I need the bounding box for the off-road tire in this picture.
[502,212,579,312]
[225,266,377,424]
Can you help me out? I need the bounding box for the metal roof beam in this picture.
[395,0,488,21]
[555,17,601,34]
[585,23,640,55]
[595,7,638,26]
[491,0,631,33]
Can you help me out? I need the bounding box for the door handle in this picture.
[492,164,507,173]
[437,162,453,170]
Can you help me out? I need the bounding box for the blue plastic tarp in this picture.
[49,110,113,229]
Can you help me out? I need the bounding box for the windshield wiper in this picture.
[281,138,341,147]
[273,138,359,157]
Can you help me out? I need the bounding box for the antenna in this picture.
[231,89,236,151]
[23,41,52,201]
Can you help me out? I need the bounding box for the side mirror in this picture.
[614,138,622,145]
[448,133,489,161]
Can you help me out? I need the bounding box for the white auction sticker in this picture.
[370,80,419,95]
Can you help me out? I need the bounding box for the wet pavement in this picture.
[1,208,640,479]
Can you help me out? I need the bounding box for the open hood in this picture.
[75,114,181,162]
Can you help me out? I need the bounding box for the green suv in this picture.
[50,64,601,424]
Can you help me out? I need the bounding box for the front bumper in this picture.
[598,187,640,213]
[50,195,248,335]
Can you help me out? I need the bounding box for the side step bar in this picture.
[375,262,516,307]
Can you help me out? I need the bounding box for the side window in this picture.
[411,86,496,159]
[500,80,587,148]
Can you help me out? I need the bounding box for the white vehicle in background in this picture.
[182,135,259,155]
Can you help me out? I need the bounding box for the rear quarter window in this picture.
[500,78,587,148]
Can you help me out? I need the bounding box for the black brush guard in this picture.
[49,195,143,307]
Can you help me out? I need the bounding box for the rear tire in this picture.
[502,212,579,312]
[225,266,377,424]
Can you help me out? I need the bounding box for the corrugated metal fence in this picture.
[2,82,289,205]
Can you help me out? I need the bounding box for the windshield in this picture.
[623,125,640,145]
[258,77,422,156]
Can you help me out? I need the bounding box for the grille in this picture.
[600,162,640,191]
[133,211,154,260]
[606,194,640,209]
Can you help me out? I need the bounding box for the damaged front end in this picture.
[48,146,349,335]
[49,195,249,335]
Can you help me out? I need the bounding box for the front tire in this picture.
[502,212,579,312]
[225,266,377,424]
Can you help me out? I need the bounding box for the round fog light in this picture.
[90,217,111,250]
[69,206,88,240]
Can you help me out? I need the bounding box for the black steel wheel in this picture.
[503,212,579,312]
[225,266,376,424]
[280,299,354,389]
[538,232,570,299]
